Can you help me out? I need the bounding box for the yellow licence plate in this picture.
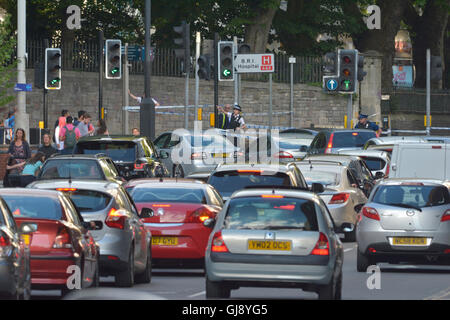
[21,234,31,246]
[213,153,229,158]
[248,240,292,251]
[392,237,427,246]
[152,237,178,246]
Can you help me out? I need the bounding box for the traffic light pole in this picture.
[347,94,353,129]
[214,33,219,128]
[426,49,431,136]
[195,32,201,121]
[99,30,104,120]
[16,0,29,138]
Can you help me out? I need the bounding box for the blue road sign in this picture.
[14,83,32,92]
[326,79,338,91]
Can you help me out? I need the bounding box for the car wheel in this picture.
[205,276,230,299]
[318,277,336,300]
[92,259,100,288]
[344,228,356,242]
[357,249,373,272]
[334,272,343,300]
[115,247,135,287]
[135,247,152,284]
[173,165,184,178]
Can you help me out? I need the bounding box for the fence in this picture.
[382,87,450,114]
[26,38,324,84]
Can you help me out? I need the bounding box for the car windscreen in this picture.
[60,190,112,212]
[372,184,450,209]
[3,195,62,220]
[301,171,340,187]
[332,132,376,148]
[224,196,319,230]
[208,171,292,198]
[360,157,386,171]
[40,159,104,180]
[76,141,137,162]
[189,135,236,150]
[130,187,206,204]
[277,138,312,150]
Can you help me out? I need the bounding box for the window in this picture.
[168,134,181,148]
[360,157,386,171]
[61,195,83,227]
[332,132,376,148]
[154,134,170,149]
[130,187,206,204]
[76,142,137,162]
[372,185,450,208]
[3,195,63,220]
[0,200,15,231]
[63,189,112,212]
[40,159,104,180]
[316,200,335,231]
[347,169,358,186]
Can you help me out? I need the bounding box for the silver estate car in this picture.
[295,162,367,241]
[204,188,352,300]
[356,179,450,272]
[337,149,391,179]
[28,180,153,287]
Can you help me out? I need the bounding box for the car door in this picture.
[154,133,173,175]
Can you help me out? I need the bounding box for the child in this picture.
[20,152,46,187]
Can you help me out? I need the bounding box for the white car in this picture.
[336,149,391,178]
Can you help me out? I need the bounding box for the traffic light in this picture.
[430,55,443,81]
[45,48,62,90]
[105,39,122,79]
[238,43,251,54]
[338,49,357,94]
[323,52,337,74]
[173,21,191,74]
[197,54,212,80]
[218,41,234,81]
[357,53,367,82]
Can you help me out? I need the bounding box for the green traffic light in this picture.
[111,67,120,75]
[50,78,61,85]
[223,69,231,77]
[342,80,351,91]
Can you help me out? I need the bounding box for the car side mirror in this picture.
[299,146,308,153]
[354,204,365,214]
[311,183,324,194]
[140,207,154,219]
[19,223,37,234]
[375,171,384,180]
[340,223,355,234]
[159,151,169,159]
[83,221,103,231]
[203,218,216,228]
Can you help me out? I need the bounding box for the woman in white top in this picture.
[55,116,66,151]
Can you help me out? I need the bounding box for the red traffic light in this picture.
[343,56,352,64]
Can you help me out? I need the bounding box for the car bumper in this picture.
[92,231,132,274]
[0,259,16,296]
[328,202,358,228]
[30,254,79,288]
[145,223,212,260]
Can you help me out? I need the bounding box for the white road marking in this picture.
[344,245,357,253]
[424,286,450,300]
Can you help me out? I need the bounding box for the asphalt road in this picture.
[31,242,450,300]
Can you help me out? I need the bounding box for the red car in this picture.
[126,179,223,267]
[0,189,100,296]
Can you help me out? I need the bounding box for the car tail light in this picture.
[385,164,390,178]
[105,208,127,230]
[191,152,207,160]
[53,228,73,249]
[238,170,263,174]
[441,210,450,222]
[0,232,12,258]
[362,207,380,221]
[134,163,145,170]
[211,231,229,253]
[329,193,350,205]
[186,207,215,223]
[275,151,294,159]
[56,188,77,192]
[325,133,334,154]
[234,151,244,158]
[262,195,284,199]
[311,232,329,256]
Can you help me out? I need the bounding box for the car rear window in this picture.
[76,141,137,162]
[360,157,386,171]
[60,190,112,212]
[3,195,62,220]
[130,187,206,204]
[332,132,376,148]
[372,184,450,209]
[208,171,292,198]
[40,160,104,180]
[224,197,318,230]
[301,171,340,187]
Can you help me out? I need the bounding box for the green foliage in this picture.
[0,14,17,108]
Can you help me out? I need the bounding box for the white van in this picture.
[390,143,449,180]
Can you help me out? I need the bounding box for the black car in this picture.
[38,154,125,184]
[308,129,376,155]
[0,195,32,300]
[73,135,169,180]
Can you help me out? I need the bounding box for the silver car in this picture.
[154,131,241,178]
[27,180,153,287]
[295,162,367,241]
[356,179,450,272]
[204,188,352,300]
[336,149,391,178]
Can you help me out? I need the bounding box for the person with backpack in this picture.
[59,116,81,155]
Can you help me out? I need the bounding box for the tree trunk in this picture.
[409,0,449,89]
[354,0,409,93]
[244,1,280,53]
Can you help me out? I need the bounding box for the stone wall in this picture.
[3,70,349,137]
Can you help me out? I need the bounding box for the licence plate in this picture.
[392,237,427,246]
[21,234,31,246]
[152,236,178,246]
[248,240,292,251]
[213,153,229,158]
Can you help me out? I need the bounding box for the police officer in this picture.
[218,104,247,131]
[217,104,232,129]
[355,114,381,137]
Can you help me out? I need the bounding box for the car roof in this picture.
[366,136,428,145]
[47,154,106,160]
[29,180,121,192]
[0,188,61,198]
[214,163,294,173]
[304,154,361,164]
[318,129,375,133]
[125,178,207,189]
[295,162,345,172]
[77,135,142,143]
[230,188,319,201]
[377,178,449,187]
[337,149,390,158]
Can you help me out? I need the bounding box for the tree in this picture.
[0,14,17,109]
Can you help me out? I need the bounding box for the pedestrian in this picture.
[54,116,66,152]
[3,157,26,187]
[59,116,81,155]
[20,151,46,187]
[38,133,58,160]
[53,109,69,142]
[217,104,232,129]
[6,128,31,185]
[73,110,85,127]
[132,128,140,136]
[5,110,15,144]
[76,112,95,138]
[96,119,109,135]
[219,104,246,131]
[354,114,382,137]
[128,89,160,106]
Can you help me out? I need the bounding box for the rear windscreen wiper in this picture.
[387,203,422,212]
